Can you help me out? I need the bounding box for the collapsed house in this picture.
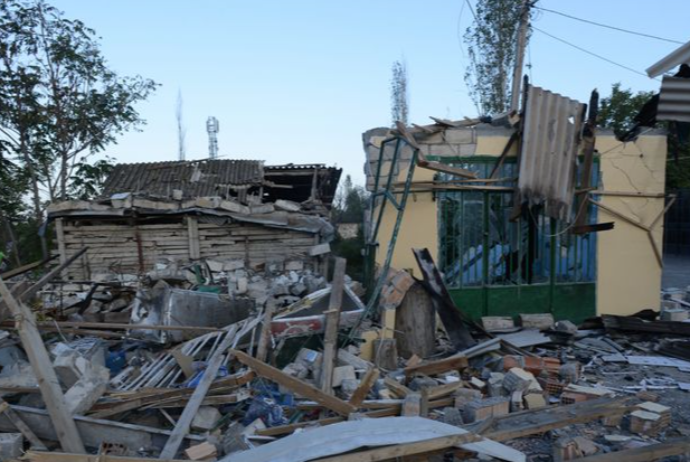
[47,160,341,282]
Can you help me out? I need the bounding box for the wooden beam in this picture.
[573,438,690,462]
[158,326,239,460]
[26,452,187,462]
[0,399,47,450]
[15,247,88,303]
[0,255,58,280]
[349,369,380,408]
[187,216,200,260]
[383,376,412,398]
[255,302,276,363]
[321,257,347,393]
[404,355,469,378]
[0,277,85,454]
[232,350,357,416]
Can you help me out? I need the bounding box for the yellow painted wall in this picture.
[596,133,667,315]
[371,128,667,316]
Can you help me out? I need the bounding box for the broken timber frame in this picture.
[320,257,347,393]
[0,276,86,454]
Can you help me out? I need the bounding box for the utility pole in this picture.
[510,0,532,112]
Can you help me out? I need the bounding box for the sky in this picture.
[49,0,689,186]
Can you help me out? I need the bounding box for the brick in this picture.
[454,388,483,408]
[463,397,510,423]
[481,316,515,332]
[630,410,664,436]
[503,368,540,393]
[185,442,218,461]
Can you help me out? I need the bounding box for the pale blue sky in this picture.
[50,0,689,185]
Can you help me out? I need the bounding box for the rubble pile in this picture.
[0,253,689,462]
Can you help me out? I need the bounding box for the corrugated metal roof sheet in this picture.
[518,85,585,221]
[658,76,690,123]
[101,159,264,199]
[647,40,690,78]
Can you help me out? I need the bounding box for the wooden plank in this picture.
[312,433,481,462]
[404,355,469,378]
[571,439,690,462]
[412,248,478,350]
[383,377,412,398]
[0,256,58,280]
[483,397,635,441]
[26,452,187,462]
[321,257,347,393]
[187,216,200,260]
[14,248,88,303]
[349,369,380,408]
[0,399,47,450]
[55,218,68,269]
[158,326,239,460]
[232,350,357,416]
[0,277,85,454]
[256,303,276,363]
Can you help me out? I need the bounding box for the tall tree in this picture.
[0,0,157,260]
[176,89,186,161]
[464,0,528,115]
[390,59,409,126]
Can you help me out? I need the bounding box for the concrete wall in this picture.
[365,125,667,316]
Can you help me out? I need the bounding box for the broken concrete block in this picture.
[192,406,222,432]
[402,392,422,416]
[510,391,524,412]
[518,313,554,330]
[223,259,245,271]
[463,397,510,423]
[523,393,547,409]
[454,388,482,408]
[54,350,91,388]
[630,410,664,436]
[660,308,688,322]
[481,316,515,332]
[309,243,331,256]
[332,366,356,388]
[284,260,304,271]
[275,199,302,212]
[487,373,505,397]
[0,433,23,461]
[220,199,250,214]
[64,364,110,415]
[503,368,536,393]
[0,362,38,394]
[373,338,397,370]
[221,421,249,456]
[469,377,486,391]
[185,441,218,461]
[441,407,464,426]
[554,320,578,334]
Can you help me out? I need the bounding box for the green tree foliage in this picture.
[390,60,409,127]
[598,83,654,139]
[598,83,690,190]
[331,175,368,282]
[0,0,157,265]
[464,0,528,115]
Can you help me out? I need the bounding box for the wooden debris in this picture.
[320,257,346,392]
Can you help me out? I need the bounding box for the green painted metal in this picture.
[356,136,419,338]
[448,283,595,323]
[436,155,599,322]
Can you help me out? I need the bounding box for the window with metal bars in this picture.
[437,158,598,289]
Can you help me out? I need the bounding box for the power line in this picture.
[533,26,656,80]
[534,6,684,45]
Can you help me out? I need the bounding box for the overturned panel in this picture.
[130,282,253,343]
[518,85,585,220]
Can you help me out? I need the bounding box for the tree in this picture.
[598,83,654,139]
[598,83,690,190]
[390,59,409,126]
[0,0,157,261]
[176,89,186,161]
[464,0,528,116]
[333,175,367,224]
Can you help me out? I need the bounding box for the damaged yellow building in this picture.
[363,121,667,321]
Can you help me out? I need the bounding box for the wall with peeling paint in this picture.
[596,131,667,316]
